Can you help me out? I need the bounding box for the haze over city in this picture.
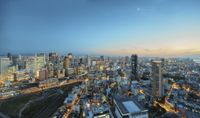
[1,0,200,56]
[1,0,200,118]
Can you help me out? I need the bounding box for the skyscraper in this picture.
[0,57,11,75]
[87,56,91,67]
[151,60,164,98]
[131,54,138,81]
[68,53,73,60]
[7,53,12,60]
[36,53,46,71]
[79,58,83,65]
[25,56,36,77]
[100,55,104,61]
[125,56,129,64]
[68,53,73,67]
[63,56,70,69]
[49,52,59,63]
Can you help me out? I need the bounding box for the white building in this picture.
[0,57,11,75]
[87,56,91,67]
[114,96,148,118]
[25,56,36,74]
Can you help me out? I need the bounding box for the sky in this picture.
[0,0,200,56]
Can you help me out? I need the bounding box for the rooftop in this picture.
[113,95,146,115]
[122,101,140,113]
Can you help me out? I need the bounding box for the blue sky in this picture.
[0,0,200,56]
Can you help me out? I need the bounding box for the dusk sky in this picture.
[0,0,200,56]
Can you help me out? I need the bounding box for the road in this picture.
[63,89,83,118]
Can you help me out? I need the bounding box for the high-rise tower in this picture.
[131,54,138,81]
[151,60,164,98]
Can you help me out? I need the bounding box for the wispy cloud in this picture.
[135,7,154,12]
[95,47,200,57]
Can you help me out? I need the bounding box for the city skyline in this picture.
[1,1,200,118]
[1,0,200,56]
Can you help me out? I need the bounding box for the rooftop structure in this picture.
[84,102,110,118]
[113,95,148,118]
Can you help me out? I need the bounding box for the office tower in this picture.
[0,57,11,75]
[100,56,104,61]
[49,52,59,63]
[125,56,129,64]
[36,53,46,71]
[68,53,73,67]
[38,68,48,81]
[18,55,22,60]
[151,60,164,98]
[12,56,19,66]
[107,57,110,62]
[63,56,70,69]
[68,53,73,60]
[47,63,54,78]
[79,58,83,65]
[131,54,138,80]
[87,56,91,67]
[7,53,12,60]
[25,57,36,77]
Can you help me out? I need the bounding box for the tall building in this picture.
[151,60,164,98]
[25,57,36,78]
[107,57,110,62]
[12,56,19,66]
[49,52,59,63]
[38,68,48,81]
[36,53,46,71]
[125,56,129,64]
[46,63,54,78]
[68,53,73,67]
[131,54,138,81]
[79,58,83,65]
[100,55,104,61]
[87,56,91,67]
[7,53,12,60]
[68,53,73,60]
[63,56,70,69]
[0,57,11,75]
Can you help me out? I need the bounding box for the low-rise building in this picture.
[113,95,148,118]
[39,78,58,88]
